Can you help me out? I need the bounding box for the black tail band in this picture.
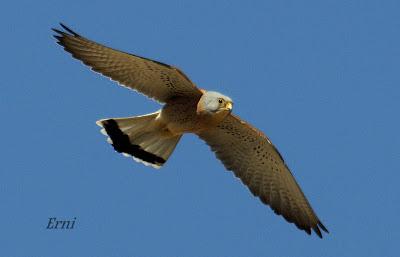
[101,119,166,165]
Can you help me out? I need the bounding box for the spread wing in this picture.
[197,114,328,238]
[52,23,202,103]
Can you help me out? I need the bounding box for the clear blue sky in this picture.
[1,1,399,256]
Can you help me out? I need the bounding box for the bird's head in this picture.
[197,91,233,118]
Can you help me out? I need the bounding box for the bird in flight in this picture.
[52,23,328,238]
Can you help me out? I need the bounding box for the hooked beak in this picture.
[225,101,233,111]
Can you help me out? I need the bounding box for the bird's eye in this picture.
[218,99,223,104]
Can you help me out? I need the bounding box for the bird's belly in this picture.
[159,102,203,135]
[162,113,202,135]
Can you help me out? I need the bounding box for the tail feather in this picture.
[96,111,181,168]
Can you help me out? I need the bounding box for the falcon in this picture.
[52,23,329,238]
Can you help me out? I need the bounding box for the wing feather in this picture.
[52,23,202,103]
[197,114,328,237]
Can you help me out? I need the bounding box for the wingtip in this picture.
[51,28,65,42]
[300,221,329,238]
[313,226,323,238]
[311,221,329,239]
[53,35,62,40]
[59,22,80,36]
[318,221,329,233]
[51,28,62,34]
[51,22,80,37]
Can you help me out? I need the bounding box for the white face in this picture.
[198,91,233,114]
